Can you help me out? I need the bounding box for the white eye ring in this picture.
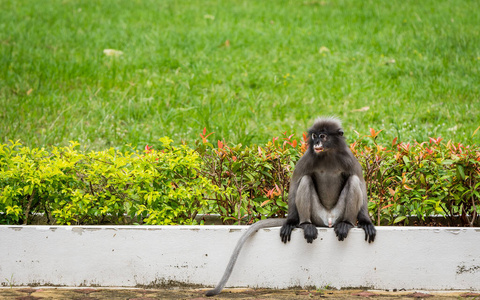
[312,133,317,139]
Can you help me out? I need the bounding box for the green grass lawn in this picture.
[1,0,479,150]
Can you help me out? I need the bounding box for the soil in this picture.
[1,287,478,300]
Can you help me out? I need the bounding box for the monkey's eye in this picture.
[319,134,327,139]
[338,129,344,136]
[312,133,317,140]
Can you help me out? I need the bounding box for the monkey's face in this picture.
[311,132,327,154]
[309,129,344,155]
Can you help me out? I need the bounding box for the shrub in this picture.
[354,130,480,226]
[0,138,217,225]
[195,129,302,224]
[0,129,479,226]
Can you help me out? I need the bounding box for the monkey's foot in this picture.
[358,222,376,243]
[299,223,318,243]
[280,223,296,243]
[334,221,353,241]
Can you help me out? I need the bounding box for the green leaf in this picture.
[456,164,465,180]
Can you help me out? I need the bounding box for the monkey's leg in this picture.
[296,175,326,243]
[332,175,363,241]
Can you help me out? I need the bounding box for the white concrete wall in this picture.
[0,225,479,290]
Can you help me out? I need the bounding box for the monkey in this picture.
[280,116,376,244]
[205,117,376,297]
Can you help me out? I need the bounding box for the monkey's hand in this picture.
[334,221,354,241]
[358,222,376,243]
[299,223,318,243]
[280,222,296,243]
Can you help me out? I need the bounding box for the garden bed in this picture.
[1,225,479,290]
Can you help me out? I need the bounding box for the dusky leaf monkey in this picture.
[205,117,376,297]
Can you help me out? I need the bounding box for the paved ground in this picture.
[1,287,479,300]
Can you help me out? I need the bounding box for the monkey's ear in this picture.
[338,129,344,136]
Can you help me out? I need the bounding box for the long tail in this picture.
[205,218,285,297]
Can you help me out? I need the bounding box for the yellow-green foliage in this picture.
[0,139,217,225]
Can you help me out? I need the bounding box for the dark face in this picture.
[308,124,344,155]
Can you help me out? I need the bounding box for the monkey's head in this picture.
[308,117,345,155]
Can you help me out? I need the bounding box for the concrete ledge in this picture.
[0,225,479,290]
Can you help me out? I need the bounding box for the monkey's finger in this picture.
[369,232,376,243]
[365,228,375,243]
[366,227,376,243]
[280,230,291,243]
[369,229,376,243]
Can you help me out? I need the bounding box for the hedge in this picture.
[0,129,479,226]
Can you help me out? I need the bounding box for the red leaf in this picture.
[388,188,395,196]
[275,183,281,193]
[370,128,383,138]
[292,140,297,148]
[429,137,443,145]
[381,204,394,210]
[302,132,308,142]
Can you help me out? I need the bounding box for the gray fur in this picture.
[205,218,284,296]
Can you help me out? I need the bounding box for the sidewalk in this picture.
[1,287,478,299]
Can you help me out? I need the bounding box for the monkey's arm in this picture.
[355,166,376,243]
[357,206,376,243]
[205,218,285,297]
[280,178,300,243]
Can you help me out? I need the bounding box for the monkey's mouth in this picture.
[314,145,324,153]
